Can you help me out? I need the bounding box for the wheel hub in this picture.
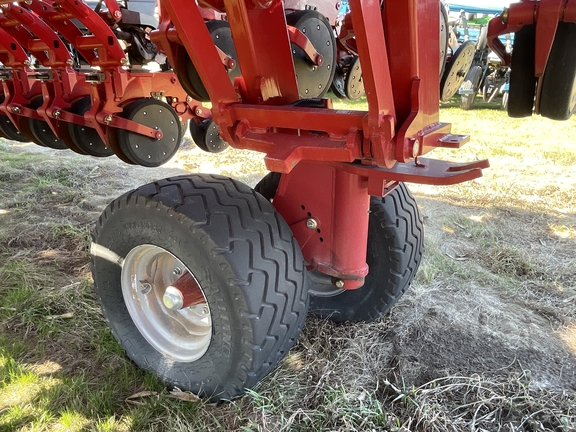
[121,244,212,362]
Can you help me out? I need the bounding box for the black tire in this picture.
[539,22,576,121]
[254,171,281,201]
[460,65,482,110]
[508,24,536,118]
[91,174,308,401]
[309,183,424,323]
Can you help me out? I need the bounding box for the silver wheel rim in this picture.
[121,244,212,362]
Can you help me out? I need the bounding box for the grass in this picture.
[1,98,575,431]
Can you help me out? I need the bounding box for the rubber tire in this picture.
[309,184,424,323]
[92,174,309,401]
[254,172,282,201]
[460,65,482,110]
[508,24,536,118]
[539,22,576,121]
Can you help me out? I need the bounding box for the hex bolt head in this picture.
[335,280,345,288]
[12,107,21,114]
[306,218,318,230]
[173,267,182,276]
[203,306,209,315]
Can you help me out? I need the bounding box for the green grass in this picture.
[1,99,576,431]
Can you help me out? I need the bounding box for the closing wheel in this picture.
[345,56,365,100]
[440,40,476,101]
[115,98,182,167]
[286,10,336,98]
[91,174,308,400]
[507,24,536,118]
[308,184,424,323]
[68,96,114,157]
[539,22,576,121]
[460,65,482,110]
[28,97,69,150]
[189,119,229,153]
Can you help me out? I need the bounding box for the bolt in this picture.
[140,282,152,295]
[66,59,74,66]
[195,108,202,116]
[104,114,113,123]
[23,60,31,66]
[203,306,209,315]
[501,7,509,23]
[162,286,184,310]
[173,267,182,276]
[335,280,345,288]
[113,10,122,19]
[412,139,421,158]
[120,58,128,65]
[11,107,21,114]
[53,110,61,118]
[306,218,318,230]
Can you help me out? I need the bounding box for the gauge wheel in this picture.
[440,1,450,77]
[91,174,308,401]
[67,96,114,157]
[539,22,576,121]
[0,114,30,143]
[114,98,182,167]
[28,97,69,150]
[308,184,424,323]
[440,40,476,101]
[287,10,337,98]
[460,65,482,110]
[507,24,536,118]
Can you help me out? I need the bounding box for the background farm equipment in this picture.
[1,0,575,403]
[447,5,513,109]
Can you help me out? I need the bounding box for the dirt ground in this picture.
[1,122,575,430]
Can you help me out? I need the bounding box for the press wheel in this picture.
[286,10,336,98]
[68,96,114,157]
[115,98,182,167]
[440,40,476,101]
